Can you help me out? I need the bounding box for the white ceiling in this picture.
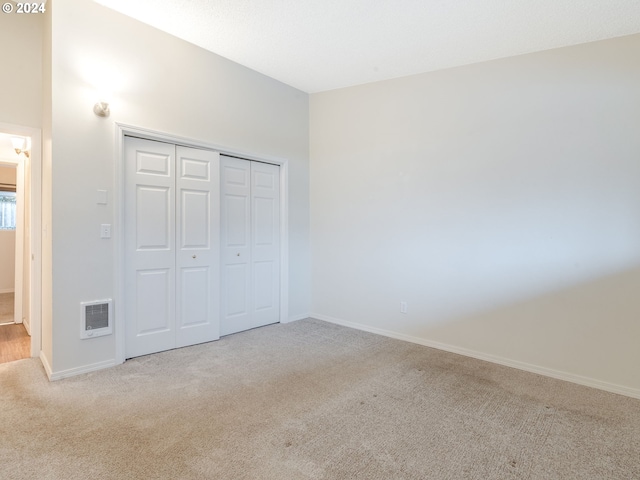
[94,1,640,93]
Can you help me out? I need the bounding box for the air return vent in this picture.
[80,299,112,339]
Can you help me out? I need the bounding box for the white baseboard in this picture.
[22,316,30,335]
[285,313,310,323]
[39,351,53,380]
[0,288,14,294]
[310,313,640,400]
[39,356,118,382]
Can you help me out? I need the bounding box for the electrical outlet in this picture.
[400,301,408,314]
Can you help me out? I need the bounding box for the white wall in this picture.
[0,231,15,293]
[0,165,16,188]
[47,0,310,375]
[0,8,41,330]
[0,10,42,128]
[41,0,53,365]
[0,166,17,293]
[310,34,640,396]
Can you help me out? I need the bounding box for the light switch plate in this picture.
[96,189,108,205]
[100,224,111,239]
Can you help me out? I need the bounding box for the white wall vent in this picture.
[80,299,113,339]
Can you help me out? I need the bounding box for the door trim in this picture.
[114,123,289,364]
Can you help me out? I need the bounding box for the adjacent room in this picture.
[0,0,639,478]
[0,137,31,364]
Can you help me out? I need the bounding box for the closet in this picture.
[220,156,280,336]
[124,137,220,358]
[123,138,281,358]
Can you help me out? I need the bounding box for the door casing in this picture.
[114,123,290,364]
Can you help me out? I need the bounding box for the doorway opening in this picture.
[0,140,28,362]
[0,125,42,364]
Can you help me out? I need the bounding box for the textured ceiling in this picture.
[94,0,640,93]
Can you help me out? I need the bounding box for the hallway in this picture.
[0,292,29,364]
[0,292,13,324]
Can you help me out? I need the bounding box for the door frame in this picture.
[114,123,289,364]
[0,122,42,358]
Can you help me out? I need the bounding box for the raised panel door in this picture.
[220,157,252,335]
[251,161,280,328]
[125,137,176,358]
[175,146,220,347]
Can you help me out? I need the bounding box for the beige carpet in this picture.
[1,319,638,479]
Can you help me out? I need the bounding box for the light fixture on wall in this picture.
[12,137,30,158]
[93,101,110,117]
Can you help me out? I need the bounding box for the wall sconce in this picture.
[93,101,110,117]
[12,137,30,158]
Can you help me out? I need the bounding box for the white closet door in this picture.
[125,138,220,358]
[125,137,176,358]
[220,157,280,336]
[175,146,220,347]
[251,161,280,328]
[220,157,252,335]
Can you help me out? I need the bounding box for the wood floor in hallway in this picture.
[0,292,14,324]
[0,323,30,364]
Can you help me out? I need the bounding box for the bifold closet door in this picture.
[175,145,220,349]
[220,156,280,336]
[124,137,220,359]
